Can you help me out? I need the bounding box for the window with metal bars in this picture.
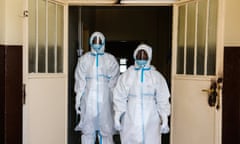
[28,0,64,73]
[176,0,218,76]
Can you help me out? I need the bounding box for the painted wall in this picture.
[224,0,240,46]
[0,0,6,44]
[0,0,23,45]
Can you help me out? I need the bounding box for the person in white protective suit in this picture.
[74,31,120,144]
[113,44,170,144]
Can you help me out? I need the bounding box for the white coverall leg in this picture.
[81,132,114,144]
[81,134,96,144]
[97,134,114,144]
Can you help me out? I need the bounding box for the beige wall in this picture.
[0,0,24,45]
[1,0,238,45]
[0,0,6,44]
[224,0,240,46]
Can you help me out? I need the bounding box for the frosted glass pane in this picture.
[28,0,36,73]
[48,2,56,73]
[207,0,217,75]
[186,3,196,74]
[38,0,46,73]
[57,5,64,73]
[177,6,185,74]
[197,0,207,75]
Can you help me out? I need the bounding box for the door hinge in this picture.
[23,10,29,17]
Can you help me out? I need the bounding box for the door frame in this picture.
[23,0,225,143]
[215,0,225,143]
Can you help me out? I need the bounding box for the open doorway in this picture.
[68,6,172,144]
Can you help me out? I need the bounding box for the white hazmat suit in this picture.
[113,44,170,144]
[74,32,120,144]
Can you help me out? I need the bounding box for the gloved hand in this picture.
[114,112,123,131]
[75,103,81,115]
[160,114,169,134]
[74,121,81,131]
[75,94,81,115]
[160,123,169,134]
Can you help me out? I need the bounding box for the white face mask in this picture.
[136,60,148,67]
[92,44,103,52]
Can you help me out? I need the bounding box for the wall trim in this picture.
[0,44,23,47]
[224,41,240,47]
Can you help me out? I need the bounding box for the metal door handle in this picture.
[202,81,217,107]
[201,78,223,110]
[202,89,214,94]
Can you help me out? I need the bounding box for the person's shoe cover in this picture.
[74,31,120,137]
[113,44,171,144]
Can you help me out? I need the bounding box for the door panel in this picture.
[28,78,66,144]
[172,77,215,144]
[171,0,224,144]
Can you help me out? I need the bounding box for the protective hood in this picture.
[133,44,152,68]
[89,31,105,54]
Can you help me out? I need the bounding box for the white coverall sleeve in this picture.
[113,74,128,130]
[155,73,171,134]
[108,56,120,90]
[74,57,87,114]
